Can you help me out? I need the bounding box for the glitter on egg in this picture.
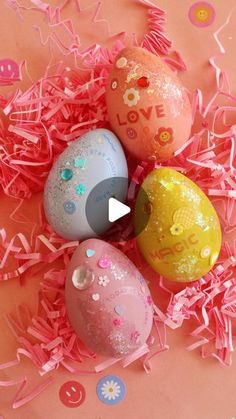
[113,318,122,327]
[142,201,153,215]
[140,285,146,294]
[74,157,86,169]
[75,184,87,196]
[63,200,76,215]
[137,76,150,88]
[200,246,211,259]
[116,57,127,69]
[210,253,218,265]
[147,296,152,305]
[72,266,95,290]
[131,330,140,343]
[60,168,73,181]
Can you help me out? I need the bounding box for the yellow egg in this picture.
[135,168,222,282]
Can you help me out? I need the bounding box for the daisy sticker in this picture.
[188,2,216,28]
[123,88,140,107]
[96,375,126,405]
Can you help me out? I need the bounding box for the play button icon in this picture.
[85,176,151,243]
[108,198,131,222]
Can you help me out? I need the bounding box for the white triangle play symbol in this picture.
[108,197,131,222]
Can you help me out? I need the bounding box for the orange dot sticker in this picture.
[188,2,216,28]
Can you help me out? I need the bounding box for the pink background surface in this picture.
[0,1,236,418]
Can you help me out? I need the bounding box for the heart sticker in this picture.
[114,305,124,316]
[86,249,95,258]
[92,293,100,301]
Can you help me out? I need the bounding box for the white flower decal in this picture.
[98,275,110,287]
[101,380,121,401]
[123,88,140,107]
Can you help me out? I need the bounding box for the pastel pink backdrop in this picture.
[0,1,236,418]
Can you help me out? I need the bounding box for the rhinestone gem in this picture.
[72,266,95,290]
[60,168,73,181]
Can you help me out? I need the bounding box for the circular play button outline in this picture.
[85,176,151,243]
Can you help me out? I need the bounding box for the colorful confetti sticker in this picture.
[96,375,126,405]
[188,2,216,28]
[59,381,86,408]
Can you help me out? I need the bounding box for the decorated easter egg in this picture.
[135,168,222,282]
[106,47,192,161]
[65,239,153,357]
[44,129,128,240]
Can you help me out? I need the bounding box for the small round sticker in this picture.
[96,375,126,405]
[59,381,86,408]
[188,2,216,28]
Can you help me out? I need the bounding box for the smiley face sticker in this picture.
[59,381,86,408]
[188,2,216,28]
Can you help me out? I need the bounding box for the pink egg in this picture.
[106,47,192,161]
[65,239,153,358]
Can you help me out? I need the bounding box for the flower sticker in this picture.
[123,88,140,107]
[126,127,137,139]
[98,275,110,287]
[170,223,184,236]
[74,157,86,169]
[188,2,216,28]
[75,184,86,196]
[96,375,126,405]
[155,127,174,146]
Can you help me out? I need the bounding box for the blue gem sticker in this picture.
[63,201,76,214]
[60,168,73,181]
[74,157,86,169]
[96,375,126,405]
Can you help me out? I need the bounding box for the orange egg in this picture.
[106,47,192,161]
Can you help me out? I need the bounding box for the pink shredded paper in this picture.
[1,0,236,410]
